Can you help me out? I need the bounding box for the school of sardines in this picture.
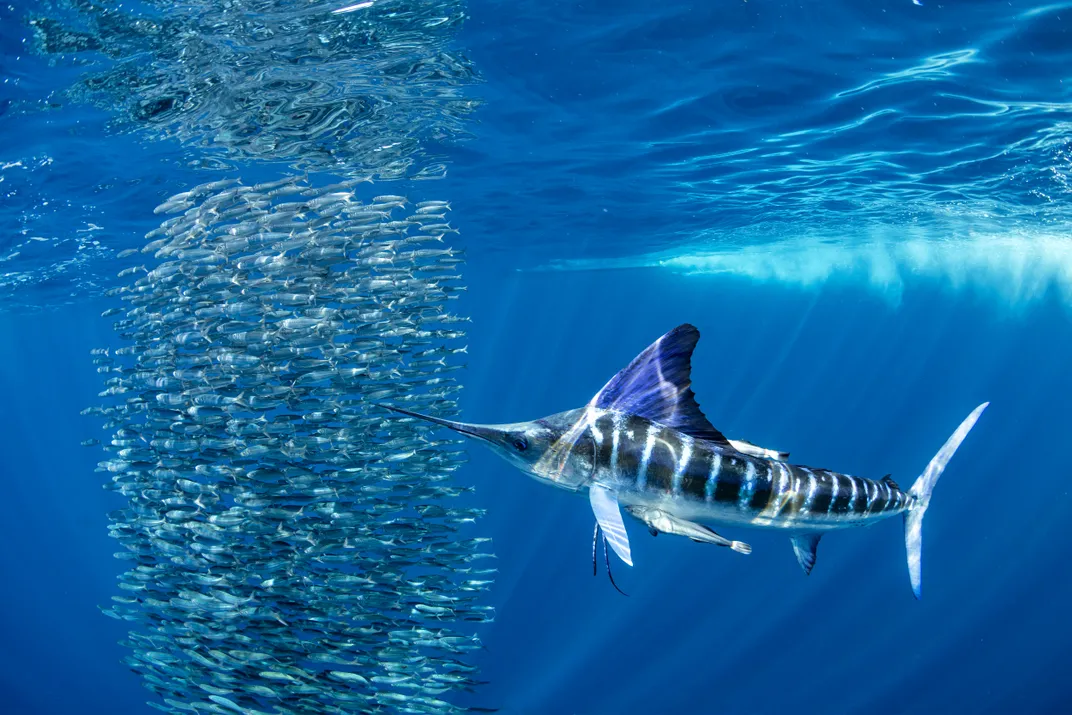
[82,176,493,714]
[30,0,479,180]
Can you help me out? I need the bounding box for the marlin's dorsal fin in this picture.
[591,324,731,445]
[881,474,900,491]
[728,439,789,461]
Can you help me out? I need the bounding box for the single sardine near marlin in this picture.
[381,324,987,599]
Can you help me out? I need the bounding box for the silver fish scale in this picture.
[89,179,489,714]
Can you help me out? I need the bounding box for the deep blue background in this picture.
[3,0,1072,713]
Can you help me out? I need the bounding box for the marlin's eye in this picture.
[512,436,529,451]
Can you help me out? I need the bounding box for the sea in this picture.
[2,0,1071,713]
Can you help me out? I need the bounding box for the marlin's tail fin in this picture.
[904,402,989,599]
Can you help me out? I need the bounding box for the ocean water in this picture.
[2,0,1072,713]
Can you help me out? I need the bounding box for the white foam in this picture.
[541,227,1072,308]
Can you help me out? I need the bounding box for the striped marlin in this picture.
[382,324,987,598]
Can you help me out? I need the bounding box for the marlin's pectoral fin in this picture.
[589,484,632,566]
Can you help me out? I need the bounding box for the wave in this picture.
[539,228,1072,307]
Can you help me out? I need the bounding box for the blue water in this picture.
[3,0,1072,713]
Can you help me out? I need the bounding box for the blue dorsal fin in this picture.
[591,324,731,445]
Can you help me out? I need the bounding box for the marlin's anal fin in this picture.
[689,524,753,555]
[625,506,751,554]
[790,534,822,575]
[590,324,734,447]
[589,484,632,566]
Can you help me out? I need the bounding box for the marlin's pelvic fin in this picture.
[625,506,751,555]
[592,523,628,596]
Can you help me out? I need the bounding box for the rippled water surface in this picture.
[7,0,1072,303]
[2,0,1072,713]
